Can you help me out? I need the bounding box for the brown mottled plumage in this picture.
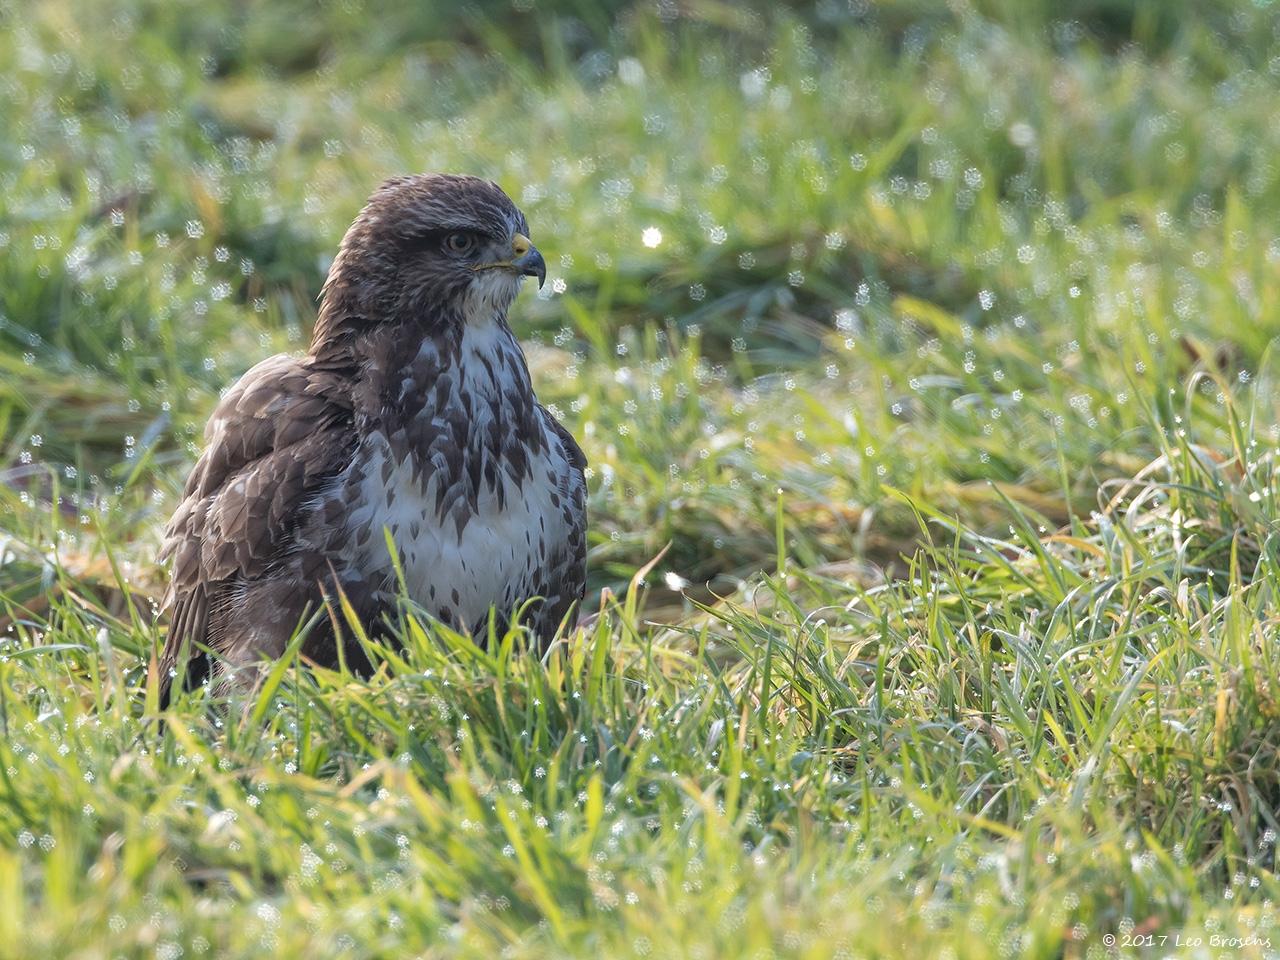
[157,174,587,703]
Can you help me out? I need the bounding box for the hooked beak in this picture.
[511,233,546,289]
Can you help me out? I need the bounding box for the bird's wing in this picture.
[546,410,587,473]
[156,353,355,702]
[541,407,589,632]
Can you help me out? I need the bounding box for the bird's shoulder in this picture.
[162,352,358,583]
[539,403,587,472]
[186,353,353,492]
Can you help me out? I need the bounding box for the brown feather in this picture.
[156,352,357,701]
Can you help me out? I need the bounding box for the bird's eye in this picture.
[443,232,477,256]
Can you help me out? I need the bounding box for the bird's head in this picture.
[317,174,545,343]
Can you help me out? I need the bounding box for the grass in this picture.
[3,0,1280,956]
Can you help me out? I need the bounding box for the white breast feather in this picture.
[347,312,571,631]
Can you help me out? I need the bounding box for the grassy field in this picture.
[5,0,1280,956]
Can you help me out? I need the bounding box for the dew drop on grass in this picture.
[617,57,645,86]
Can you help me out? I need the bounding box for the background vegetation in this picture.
[3,0,1280,955]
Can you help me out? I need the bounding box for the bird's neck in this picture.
[337,311,537,423]
[443,313,536,404]
[347,312,547,501]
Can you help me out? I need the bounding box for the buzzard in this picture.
[156,174,588,702]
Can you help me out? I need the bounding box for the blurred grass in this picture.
[5,0,1280,956]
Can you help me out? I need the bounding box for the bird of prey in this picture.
[156,174,587,702]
